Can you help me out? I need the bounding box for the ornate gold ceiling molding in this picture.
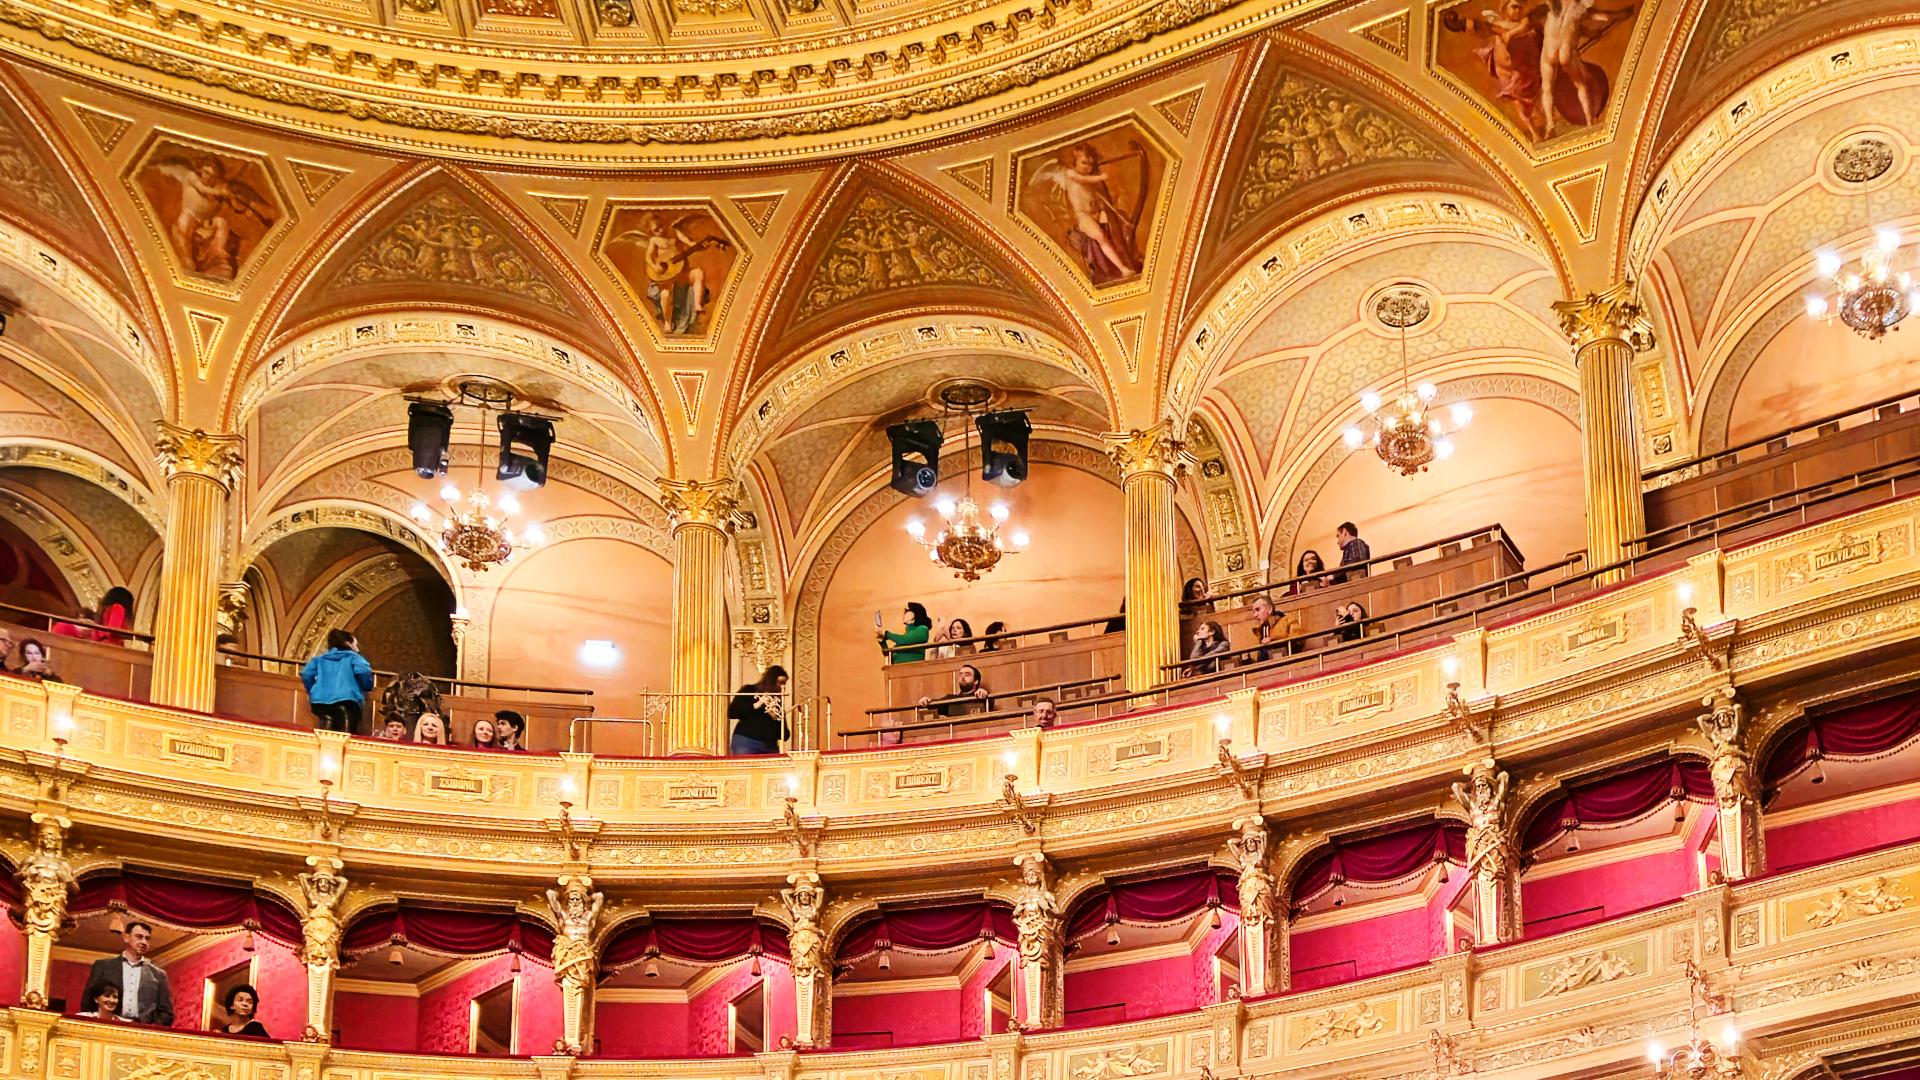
[0,216,169,419]
[236,499,467,611]
[1625,26,1920,279]
[0,439,162,530]
[719,313,1107,479]
[230,312,663,467]
[0,0,1328,163]
[1162,193,1548,424]
[0,479,119,607]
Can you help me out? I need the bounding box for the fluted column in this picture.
[1229,816,1281,996]
[16,813,74,1009]
[781,871,830,1048]
[1553,283,1653,581]
[1010,852,1064,1028]
[1104,424,1192,693]
[662,479,739,756]
[296,857,347,1043]
[151,424,243,711]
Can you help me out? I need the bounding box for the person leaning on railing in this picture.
[729,666,790,756]
[878,601,933,663]
[300,629,373,735]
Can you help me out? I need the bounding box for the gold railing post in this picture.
[1104,423,1193,693]
[662,479,740,756]
[151,423,243,711]
[1554,283,1654,583]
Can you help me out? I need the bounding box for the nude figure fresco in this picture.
[1016,121,1166,288]
[1437,0,1640,145]
[132,137,282,282]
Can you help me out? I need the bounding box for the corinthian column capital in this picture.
[155,422,244,491]
[1551,280,1657,353]
[662,477,742,533]
[1103,421,1194,481]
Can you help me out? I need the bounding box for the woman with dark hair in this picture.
[981,620,1011,651]
[1290,550,1333,595]
[1181,577,1215,614]
[16,639,56,680]
[93,587,135,644]
[300,628,374,734]
[1335,601,1367,643]
[1188,620,1232,674]
[728,665,791,756]
[217,983,269,1036]
[78,981,130,1022]
[932,617,974,659]
[878,602,933,664]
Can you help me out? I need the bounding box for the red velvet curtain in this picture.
[1286,823,1467,910]
[1521,757,1713,853]
[69,869,302,945]
[601,916,791,971]
[1064,868,1237,941]
[340,905,554,962]
[1763,691,1920,791]
[837,902,1017,962]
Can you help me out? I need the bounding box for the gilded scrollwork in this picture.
[154,423,244,490]
[794,194,1007,320]
[331,191,570,312]
[1226,73,1438,233]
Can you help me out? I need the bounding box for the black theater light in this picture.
[976,410,1031,487]
[887,418,944,497]
[495,411,555,491]
[406,401,453,480]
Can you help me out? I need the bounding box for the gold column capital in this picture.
[1552,280,1657,353]
[1103,421,1194,481]
[661,477,743,533]
[154,422,244,491]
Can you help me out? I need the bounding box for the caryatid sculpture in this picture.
[18,813,74,1009]
[297,857,348,1042]
[781,871,830,1048]
[1451,759,1518,943]
[1010,852,1064,1028]
[1697,686,1762,880]
[1228,816,1282,994]
[546,875,604,1054]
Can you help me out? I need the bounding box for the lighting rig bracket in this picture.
[1215,739,1268,798]
[1000,774,1049,835]
[1443,682,1498,743]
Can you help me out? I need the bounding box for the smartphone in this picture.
[873,611,884,628]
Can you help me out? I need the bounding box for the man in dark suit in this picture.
[1334,522,1372,584]
[85,920,172,1026]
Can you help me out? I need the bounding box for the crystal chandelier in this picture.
[1806,228,1919,340]
[1648,961,1744,1079]
[905,384,1030,582]
[409,385,545,573]
[1343,290,1472,477]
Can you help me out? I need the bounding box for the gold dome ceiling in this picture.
[0,0,1333,163]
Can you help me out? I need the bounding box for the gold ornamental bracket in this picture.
[780,795,824,860]
[1552,281,1658,353]
[1000,773,1050,835]
[154,422,244,491]
[1442,681,1497,744]
[1215,732,1267,800]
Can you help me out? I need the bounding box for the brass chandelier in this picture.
[410,383,546,573]
[905,384,1030,582]
[1647,961,1744,1079]
[1806,228,1918,340]
[1343,289,1472,477]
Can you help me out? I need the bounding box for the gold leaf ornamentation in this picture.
[794,193,1009,320]
[1226,74,1438,233]
[332,191,571,312]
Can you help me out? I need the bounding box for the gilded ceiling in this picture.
[0,0,1911,670]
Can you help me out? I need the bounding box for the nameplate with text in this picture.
[665,777,725,809]
[162,734,233,768]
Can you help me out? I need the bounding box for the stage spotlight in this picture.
[496,411,555,491]
[406,401,453,480]
[976,410,1031,487]
[887,419,944,497]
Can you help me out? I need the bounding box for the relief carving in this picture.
[795,193,1008,320]
[332,191,570,312]
[1227,73,1438,232]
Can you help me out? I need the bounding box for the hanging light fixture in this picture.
[1806,228,1919,340]
[409,382,546,573]
[905,382,1030,582]
[1648,962,1744,1078]
[1343,288,1471,477]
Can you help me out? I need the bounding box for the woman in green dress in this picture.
[879,602,933,663]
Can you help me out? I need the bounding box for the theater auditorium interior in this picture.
[0,0,1919,1076]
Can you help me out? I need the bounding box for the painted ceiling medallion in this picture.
[1832,137,1895,185]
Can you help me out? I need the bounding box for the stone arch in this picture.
[239,501,464,612]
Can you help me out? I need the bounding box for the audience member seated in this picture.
[878,602,933,664]
[1291,550,1333,595]
[1334,522,1370,582]
[981,620,1012,651]
[493,710,528,751]
[1181,577,1214,613]
[381,670,446,734]
[729,665,790,755]
[931,617,975,659]
[1247,596,1298,662]
[301,629,374,735]
[374,720,408,741]
[1030,697,1059,729]
[0,630,16,674]
[1188,621,1232,674]
[215,983,268,1037]
[470,717,501,750]
[413,713,452,745]
[16,638,57,680]
[1335,602,1367,643]
[86,920,172,1026]
[918,664,992,716]
[76,981,130,1023]
[52,587,136,646]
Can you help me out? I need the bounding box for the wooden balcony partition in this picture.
[1644,392,1920,533]
[880,627,1126,714]
[2,629,154,702]
[1184,527,1526,656]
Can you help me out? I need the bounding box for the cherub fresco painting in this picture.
[1437,0,1640,145]
[133,139,280,281]
[1016,122,1165,288]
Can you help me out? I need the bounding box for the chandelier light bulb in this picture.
[409,501,432,522]
[1011,530,1030,549]
[1878,227,1902,253]
[1451,402,1473,426]
[1806,295,1830,318]
[1435,438,1455,460]
[1720,1022,1738,1047]
[990,502,1009,522]
[1343,427,1364,448]
[524,525,544,546]
[1416,382,1437,401]
[928,547,942,562]
[906,517,926,538]
[935,496,957,519]
[1648,1041,1664,1064]
[1360,391,1382,413]
[473,489,492,508]
[497,493,520,515]
[1816,250,1844,277]
[440,484,460,502]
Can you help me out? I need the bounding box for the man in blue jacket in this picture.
[301,629,375,734]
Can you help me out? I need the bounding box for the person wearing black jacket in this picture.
[728,666,790,755]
